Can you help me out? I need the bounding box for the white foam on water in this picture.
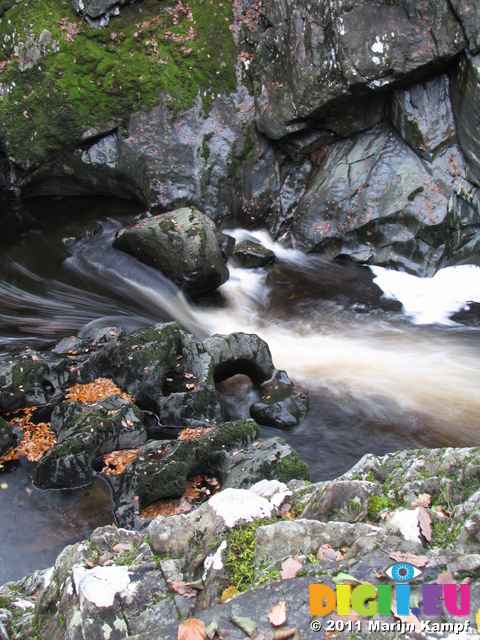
[370,264,480,325]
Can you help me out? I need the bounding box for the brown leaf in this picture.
[418,506,432,542]
[410,493,431,508]
[280,557,302,580]
[112,543,133,553]
[172,581,197,599]
[388,552,429,568]
[265,629,296,640]
[178,618,207,640]
[436,570,456,584]
[268,601,287,627]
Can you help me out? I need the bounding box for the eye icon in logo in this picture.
[386,563,422,582]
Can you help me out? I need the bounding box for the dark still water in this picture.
[1,196,480,584]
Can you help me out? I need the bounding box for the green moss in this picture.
[431,519,462,548]
[0,0,236,165]
[259,445,309,484]
[367,494,395,519]
[224,518,275,591]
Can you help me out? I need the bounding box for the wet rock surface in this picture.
[113,208,229,300]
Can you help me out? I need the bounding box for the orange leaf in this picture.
[177,618,207,640]
[280,558,302,580]
[268,601,287,627]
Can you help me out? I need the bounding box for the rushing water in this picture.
[1,196,480,584]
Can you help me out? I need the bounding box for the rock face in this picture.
[251,0,465,142]
[113,208,229,300]
[0,416,15,457]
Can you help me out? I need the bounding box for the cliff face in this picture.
[0,0,479,275]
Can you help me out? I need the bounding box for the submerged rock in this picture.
[232,239,275,268]
[114,208,229,300]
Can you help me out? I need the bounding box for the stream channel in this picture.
[1,195,480,585]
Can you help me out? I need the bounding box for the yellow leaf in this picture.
[221,586,239,603]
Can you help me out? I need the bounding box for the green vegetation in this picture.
[367,494,396,519]
[224,518,275,591]
[431,519,462,548]
[0,0,237,165]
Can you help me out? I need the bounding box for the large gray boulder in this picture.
[114,208,229,300]
[288,121,479,275]
[251,0,466,143]
[451,53,480,189]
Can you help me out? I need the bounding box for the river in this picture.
[1,195,480,584]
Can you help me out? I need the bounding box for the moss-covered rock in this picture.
[114,207,229,300]
[0,353,69,412]
[0,415,15,457]
[34,394,146,489]
[99,321,224,426]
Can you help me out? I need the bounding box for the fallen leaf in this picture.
[410,493,431,508]
[205,619,219,640]
[112,543,133,553]
[178,618,207,640]
[172,580,197,598]
[230,616,257,638]
[0,482,8,489]
[265,629,297,640]
[388,552,428,568]
[268,601,287,627]
[418,506,432,542]
[436,571,456,584]
[221,586,239,603]
[391,591,422,631]
[332,572,363,586]
[280,557,302,580]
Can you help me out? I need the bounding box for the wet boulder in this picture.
[204,333,308,429]
[99,322,224,427]
[386,75,457,162]
[232,240,276,269]
[251,0,465,142]
[0,416,16,458]
[110,419,260,527]
[34,395,146,490]
[288,122,476,276]
[0,352,69,413]
[451,53,480,189]
[113,208,229,300]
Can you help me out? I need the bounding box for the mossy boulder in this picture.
[0,415,15,457]
[110,419,260,526]
[99,321,224,426]
[34,394,146,489]
[0,353,69,412]
[114,208,229,300]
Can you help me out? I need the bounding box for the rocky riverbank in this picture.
[2,445,480,639]
[0,0,480,277]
